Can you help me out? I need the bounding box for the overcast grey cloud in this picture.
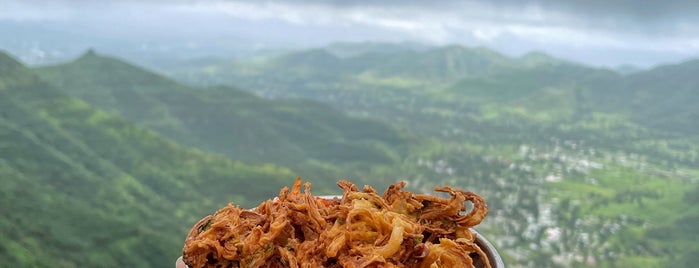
[1,0,698,67]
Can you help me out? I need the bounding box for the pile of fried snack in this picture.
[183,178,490,268]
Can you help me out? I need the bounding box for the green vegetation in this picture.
[0,51,295,267]
[3,43,698,267]
[156,43,699,267]
[37,51,412,187]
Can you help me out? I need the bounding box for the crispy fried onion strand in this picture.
[183,178,490,268]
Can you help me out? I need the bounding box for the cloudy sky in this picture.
[2,0,699,67]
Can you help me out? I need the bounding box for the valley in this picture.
[1,43,698,267]
[153,43,699,267]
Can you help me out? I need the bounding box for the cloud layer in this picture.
[2,0,698,67]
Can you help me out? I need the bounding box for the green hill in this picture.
[262,44,522,80]
[7,42,697,267]
[0,51,296,267]
[448,57,699,136]
[179,46,617,141]
[36,51,409,167]
[323,41,430,58]
[620,59,699,134]
[222,44,699,137]
[151,44,699,267]
[158,44,567,91]
[366,45,512,79]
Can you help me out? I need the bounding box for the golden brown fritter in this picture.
[183,178,490,268]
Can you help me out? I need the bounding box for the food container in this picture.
[179,195,505,268]
[472,229,505,268]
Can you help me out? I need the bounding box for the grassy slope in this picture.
[0,51,296,267]
[36,51,409,170]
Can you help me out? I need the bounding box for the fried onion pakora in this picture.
[183,178,490,268]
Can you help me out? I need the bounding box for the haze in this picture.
[2,0,699,68]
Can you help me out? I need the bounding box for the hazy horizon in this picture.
[2,0,699,68]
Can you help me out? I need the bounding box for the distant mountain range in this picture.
[2,42,698,267]
[163,44,699,138]
[36,50,411,168]
[148,43,699,267]
[1,46,442,266]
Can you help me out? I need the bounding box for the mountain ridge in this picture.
[0,51,297,267]
[4,43,699,268]
[227,44,699,135]
[36,49,411,170]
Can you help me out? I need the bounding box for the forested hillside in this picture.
[4,0,698,267]
[166,44,699,161]
[154,43,699,267]
[36,51,411,177]
[0,51,296,267]
[3,43,698,267]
